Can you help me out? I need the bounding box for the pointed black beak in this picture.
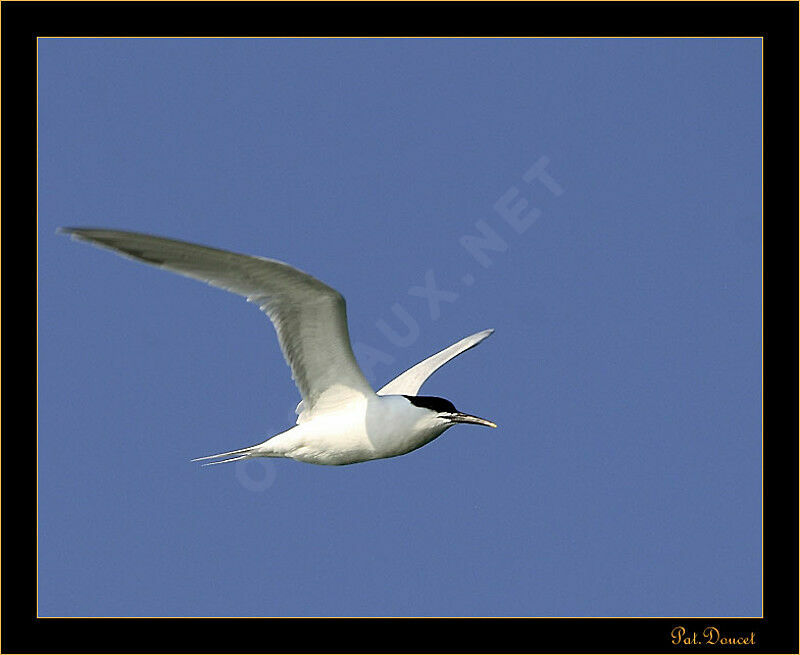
[444,412,497,428]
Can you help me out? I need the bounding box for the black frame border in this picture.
[3,1,797,653]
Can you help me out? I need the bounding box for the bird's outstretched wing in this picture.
[376,329,494,396]
[61,228,375,417]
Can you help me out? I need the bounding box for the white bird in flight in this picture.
[61,228,496,466]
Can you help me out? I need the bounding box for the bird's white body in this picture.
[256,395,446,465]
[62,228,496,467]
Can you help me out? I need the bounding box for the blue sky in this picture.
[37,37,761,617]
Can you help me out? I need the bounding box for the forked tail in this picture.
[191,445,257,466]
[193,429,291,466]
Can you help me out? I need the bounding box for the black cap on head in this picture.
[403,395,457,414]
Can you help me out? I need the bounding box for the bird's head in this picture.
[402,395,497,429]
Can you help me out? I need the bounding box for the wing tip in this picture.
[57,226,99,242]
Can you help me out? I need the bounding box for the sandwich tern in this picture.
[61,228,496,466]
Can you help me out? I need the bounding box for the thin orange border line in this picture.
[34,34,765,622]
[37,35,764,38]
